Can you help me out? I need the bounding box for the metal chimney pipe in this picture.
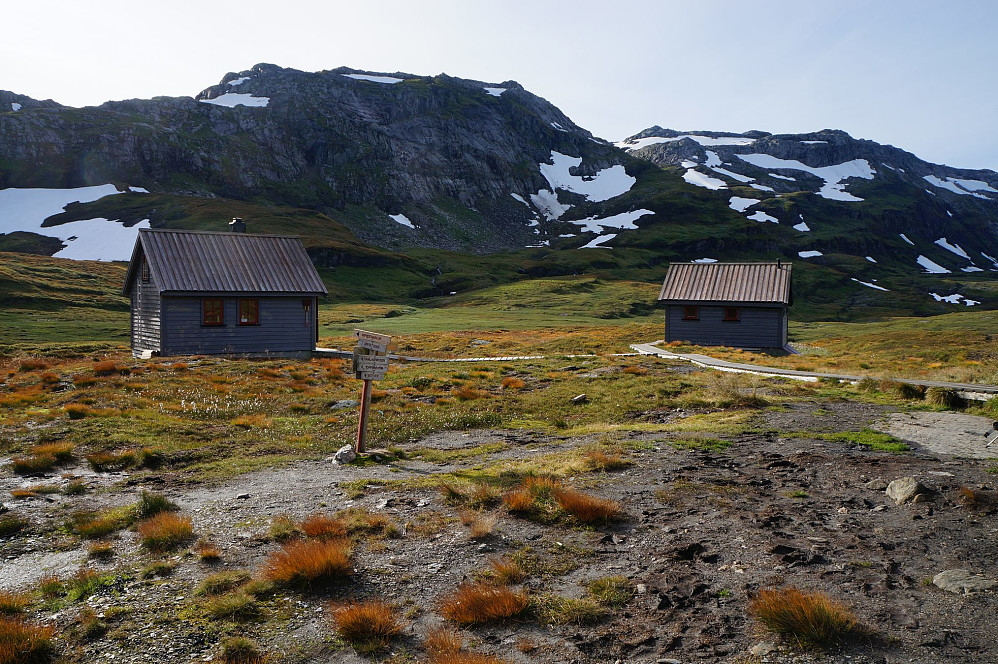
[229,217,246,233]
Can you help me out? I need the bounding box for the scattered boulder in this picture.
[865,478,889,491]
[886,476,928,505]
[932,569,998,594]
[329,399,360,410]
[333,445,357,465]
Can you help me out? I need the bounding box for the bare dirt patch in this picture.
[2,402,997,663]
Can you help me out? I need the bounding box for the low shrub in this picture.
[330,600,404,653]
[439,583,528,625]
[500,377,525,390]
[18,359,49,372]
[263,539,353,588]
[0,616,55,664]
[197,540,222,562]
[137,512,194,551]
[749,586,860,648]
[92,360,118,376]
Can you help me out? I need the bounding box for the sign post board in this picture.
[352,329,392,453]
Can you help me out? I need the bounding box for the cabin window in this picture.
[141,260,150,283]
[239,299,259,325]
[723,307,740,322]
[202,298,224,326]
[682,306,699,320]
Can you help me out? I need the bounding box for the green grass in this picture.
[809,428,910,453]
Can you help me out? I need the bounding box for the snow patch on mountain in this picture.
[615,134,756,151]
[931,293,979,306]
[389,213,415,228]
[692,258,718,263]
[683,170,726,190]
[923,175,990,199]
[483,87,506,97]
[10,103,21,111]
[538,152,635,202]
[799,250,823,258]
[793,221,810,232]
[750,183,775,192]
[933,237,970,260]
[0,185,149,261]
[866,256,877,263]
[530,189,570,220]
[982,252,998,269]
[747,211,778,224]
[917,255,950,274]
[801,140,827,145]
[737,154,875,201]
[900,233,915,246]
[769,173,795,181]
[569,209,654,234]
[580,234,616,249]
[342,74,403,84]
[200,93,269,108]
[962,266,984,272]
[228,77,250,86]
[728,197,759,212]
[852,278,889,291]
[510,193,529,206]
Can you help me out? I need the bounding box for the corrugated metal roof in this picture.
[123,230,327,296]
[658,262,792,304]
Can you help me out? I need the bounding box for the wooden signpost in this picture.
[352,329,392,453]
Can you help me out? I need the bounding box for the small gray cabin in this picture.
[658,262,792,349]
[122,224,327,358]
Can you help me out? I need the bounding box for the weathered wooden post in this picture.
[352,329,391,454]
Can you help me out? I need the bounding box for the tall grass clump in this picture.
[330,600,404,653]
[439,583,528,625]
[137,513,194,551]
[924,386,965,409]
[749,587,860,648]
[11,455,57,475]
[551,487,622,524]
[30,443,74,463]
[263,539,353,589]
[300,513,346,540]
[214,636,269,664]
[0,616,55,664]
[0,591,29,615]
[136,490,179,518]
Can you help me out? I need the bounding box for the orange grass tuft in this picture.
[330,600,404,653]
[30,442,74,462]
[137,513,194,551]
[11,455,57,475]
[438,582,528,625]
[500,377,525,390]
[0,616,55,664]
[429,652,512,664]
[263,539,353,588]
[501,488,535,513]
[552,487,622,524]
[424,625,463,657]
[92,360,118,376]
[300,513,347,540]
[583,449,631,472]
[749,587,860,648]
[488,557,526,585]
[0,591,29,615]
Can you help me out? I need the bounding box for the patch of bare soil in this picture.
[2,402,997,663]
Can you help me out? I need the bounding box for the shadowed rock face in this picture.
[0,64,624,252]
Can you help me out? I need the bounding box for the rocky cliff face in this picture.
[0,64,624,252]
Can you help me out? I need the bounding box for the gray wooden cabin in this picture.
[122,226,327,358]
[658,262,792,349]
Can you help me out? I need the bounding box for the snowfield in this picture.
[923,175,992,199]
[615,134,756,151]
[200,93,270,108]
[538,152,635,203]
[933,237,971,260]
[342,74,403,84]
[483,87,506,97]
[728,197,759,212]
[0,185,149,261]
[579,234,616,249]
[747,211,778,224]
[569,209,653,234]
[682,169,727,190]
[798,250,823,258]
[931,293,979,306]
[228,77,250,86]
[736,154,875,201]
[11,102,21,111]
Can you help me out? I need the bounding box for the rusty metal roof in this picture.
[658,262,792,304]
[123,229,327,296]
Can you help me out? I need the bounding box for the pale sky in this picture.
[3,0,997,171]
